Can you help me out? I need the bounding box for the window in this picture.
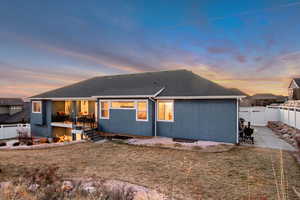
[80,100,89,115]
[157,100,174,121]
[65,101,72,114]
[32,101,42,113]
[111,101,135,109]
[100,101,109,119]
[136,101,148,121]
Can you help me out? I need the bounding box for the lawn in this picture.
[0,141,300,199]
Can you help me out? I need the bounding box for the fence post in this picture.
[0,125,2,139]
[295,107,297,129]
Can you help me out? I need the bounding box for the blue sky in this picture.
[1,0,300,97]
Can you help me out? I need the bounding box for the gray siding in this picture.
[99,100,154,136]
[157,99,237,143]
[30,100,52,137]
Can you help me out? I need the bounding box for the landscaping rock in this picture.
[80,181,96,193]
[283,134,290,139]
[61,180,73,192]
[28,184,39,192]
[0,182,12,190]
[104,180,165,200]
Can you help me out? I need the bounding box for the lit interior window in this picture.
[32,101,42,113]
[137,101,147,120]
[65,101,72,114]
[80,100,89,115]
[111,101,135,109]
[158,101,174,121]
[100,101,109,118]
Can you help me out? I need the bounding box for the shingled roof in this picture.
[294,78,300,87]
[31,70,245,99]
[0,98,23,106]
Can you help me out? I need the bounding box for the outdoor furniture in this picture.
[239,121,254,144]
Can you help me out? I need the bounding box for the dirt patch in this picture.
[127,137,234,153]
[0,142,300,199]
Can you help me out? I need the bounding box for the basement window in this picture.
[100,101,110,119]
[136,100,148,121]
[32,101,42,113]
[157,100,174,122]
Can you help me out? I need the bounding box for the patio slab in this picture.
[248,126,296,151]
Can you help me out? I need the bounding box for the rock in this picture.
[81,182,96,193]
[283,134,290,139]
[134,190,164,200]
[0,182,12,190]
[28,184,39,192]
[61,181,73,192]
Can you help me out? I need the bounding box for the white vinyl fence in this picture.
[0,124,30,140]
[239,106,300,128]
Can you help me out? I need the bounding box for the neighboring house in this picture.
[0,98,30,124]
[288,78,300,100]
[29,70,245,143]
[240,94,286,107]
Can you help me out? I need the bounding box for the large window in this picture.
[157,100,174,122]
[32,101,42,113]
[136,101,148,121]
[80,100,89,115]
[65,101,72,114]
[111,101,135,109]
[100,101,110,119]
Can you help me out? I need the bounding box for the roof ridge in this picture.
[94,69,189,79]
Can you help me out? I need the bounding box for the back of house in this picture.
[29,69,245,143]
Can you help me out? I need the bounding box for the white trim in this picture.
[99,100,110,119]
[29,97,96,101]
[51,122,72,128]
[136,100,148,122]
[157,100,174,122]
[156,95,246,100]
[32,101,42,113]
[110,100,136,110]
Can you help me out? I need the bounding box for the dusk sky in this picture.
[1,0,300,97]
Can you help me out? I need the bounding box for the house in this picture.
[29,70,245,143]
[288,78,300,100]
[0,98,30,124]
[240,93,286,107]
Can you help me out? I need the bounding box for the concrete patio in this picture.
[248,126,296,151]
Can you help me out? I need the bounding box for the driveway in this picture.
[249,126,296,151]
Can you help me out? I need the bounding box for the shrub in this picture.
[0,142,6,147]
[12,142,20,146]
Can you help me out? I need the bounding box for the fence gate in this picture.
[239,107,267,126]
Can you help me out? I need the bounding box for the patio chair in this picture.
[244,123,254,144]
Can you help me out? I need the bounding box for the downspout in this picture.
[149,97,157,137]
[149,87,165,137]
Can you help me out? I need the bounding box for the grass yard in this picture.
[0,141,300,199]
